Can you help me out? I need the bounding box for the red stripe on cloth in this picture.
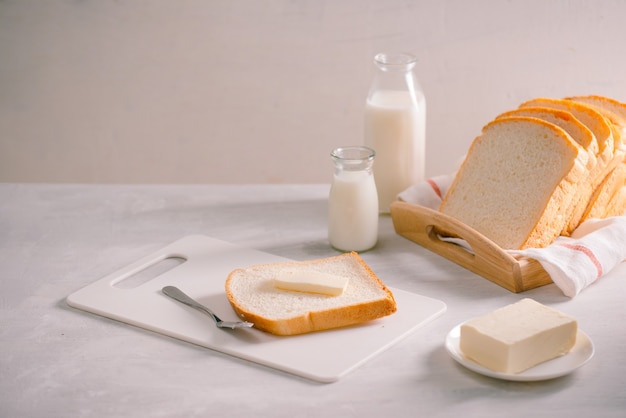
[427,178,443,200]
[557,243,603,278]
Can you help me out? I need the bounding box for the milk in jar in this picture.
[328,146,378,252]
[365,53,426,213]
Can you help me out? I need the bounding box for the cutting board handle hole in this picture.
[112,256,187,289]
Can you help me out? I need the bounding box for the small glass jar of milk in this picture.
[328,146,379,252]
[365,52,426,213]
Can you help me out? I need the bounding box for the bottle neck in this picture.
[368,52,421,98]
[331,146,375,174]
[374,53,416,73]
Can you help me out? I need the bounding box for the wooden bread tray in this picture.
[390,201,553,293]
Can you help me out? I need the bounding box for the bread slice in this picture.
[495,106,600,234]
[583,159,626,219]
[566,95,626,149]
[519,97,614,174]
[518,98,621,233]
[439,116,587,250]
[496,106,598,157]
[224,252,397,336]
[604,183,626,217]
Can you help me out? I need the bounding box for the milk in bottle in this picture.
[365,53,426,213]
[328,146,378,252]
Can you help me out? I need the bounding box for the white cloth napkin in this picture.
[398,176,626,297]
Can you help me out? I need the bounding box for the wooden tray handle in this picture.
[389,201,551,292]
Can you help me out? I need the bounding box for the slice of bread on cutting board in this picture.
[439,116,588,250]
[224,252,397,336]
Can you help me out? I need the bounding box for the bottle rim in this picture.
[330,146,375,162]
[374,52,417,69]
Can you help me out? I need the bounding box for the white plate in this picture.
[445,323,594,381]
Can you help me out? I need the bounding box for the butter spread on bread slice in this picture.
[273,269,349,296]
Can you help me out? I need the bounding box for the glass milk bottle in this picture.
[328,146,378,252]
[365,52,426,213]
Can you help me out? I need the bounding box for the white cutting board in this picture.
[67,235,446,383]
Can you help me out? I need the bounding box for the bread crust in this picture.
[566,95,626,152]
[520,97,615,163]
[224,252,397,336]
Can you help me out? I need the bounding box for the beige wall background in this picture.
[2,0,626,184]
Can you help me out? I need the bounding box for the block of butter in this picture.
[460,298,577,374]
[273,269,349,296]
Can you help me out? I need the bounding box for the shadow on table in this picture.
[422,343,579,402]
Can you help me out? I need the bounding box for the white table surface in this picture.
[1,183,624,417]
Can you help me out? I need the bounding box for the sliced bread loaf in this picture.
[224,252,397,336]
[439,116,587,250]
